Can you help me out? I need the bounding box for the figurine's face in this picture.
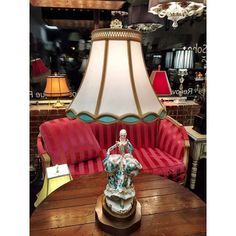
[120,134,126,141]
[119,129,127,140]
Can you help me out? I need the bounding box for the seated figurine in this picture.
[103,129,142,215]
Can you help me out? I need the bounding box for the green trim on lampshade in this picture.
[159,110,167,119]
[67,111,166,124]
[98,116,116,123]
[143,114,158,122]
[121,116,139,123]
[78,114,94,122]
[66,110,77,119]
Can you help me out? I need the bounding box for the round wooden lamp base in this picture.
[95,194,142,236]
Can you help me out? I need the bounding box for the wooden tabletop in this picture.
[30,172,206,236]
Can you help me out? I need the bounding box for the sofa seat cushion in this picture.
[40,117,101,165]
[68,148,185,182]
[133,148,186,183]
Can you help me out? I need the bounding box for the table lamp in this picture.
[34,164,72,207]
[149,65,172,97]
[66,20,167,235]
[44,74,71,108]
[173,49,194,102]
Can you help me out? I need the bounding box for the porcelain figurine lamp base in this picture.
[95,129,142,235]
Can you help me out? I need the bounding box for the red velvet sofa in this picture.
[37,116,189,183]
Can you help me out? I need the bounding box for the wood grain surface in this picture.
[30,172,206,236]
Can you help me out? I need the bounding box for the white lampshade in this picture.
[174,49,194,69]
[67,28,166,123]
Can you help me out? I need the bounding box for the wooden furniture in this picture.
[37,116,189,183]
[30,172,206,236]
[185,126,207,190]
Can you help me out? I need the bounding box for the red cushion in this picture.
[117,121,159,148]
[68,149,106,178]
[133,147,186,183]
[40,117,101,165]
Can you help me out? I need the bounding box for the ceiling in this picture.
[30,0,206,51]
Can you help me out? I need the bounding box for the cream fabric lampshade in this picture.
[67,28,166,124]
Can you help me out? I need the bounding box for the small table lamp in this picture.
[34,164,73,207]
[44,74,71,108]
[149,65,172,97]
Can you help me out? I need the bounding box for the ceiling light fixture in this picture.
[148,0,206,28]
[44,24,58,30]
[128,4,163,33]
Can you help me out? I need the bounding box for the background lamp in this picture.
[149,65,172,96]
[148,0,206,28]
[44,74,71,108]
[67,28,166,124]
[31,58,50,84]
[173,49,194,100]
[34,164,72,207]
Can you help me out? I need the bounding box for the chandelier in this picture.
[128,4,163,33]
[148,0,206,28]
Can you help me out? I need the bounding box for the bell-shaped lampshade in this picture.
[31,58,50,83]
[67,28,166,124]
[44,75,71,97]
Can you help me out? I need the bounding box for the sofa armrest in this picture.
[37,134,52,175]
[157,116,190,169]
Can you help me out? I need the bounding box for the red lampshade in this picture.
[31,58,50,83]
[150,70,172,96]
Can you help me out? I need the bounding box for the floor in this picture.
[30,157,206,216]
